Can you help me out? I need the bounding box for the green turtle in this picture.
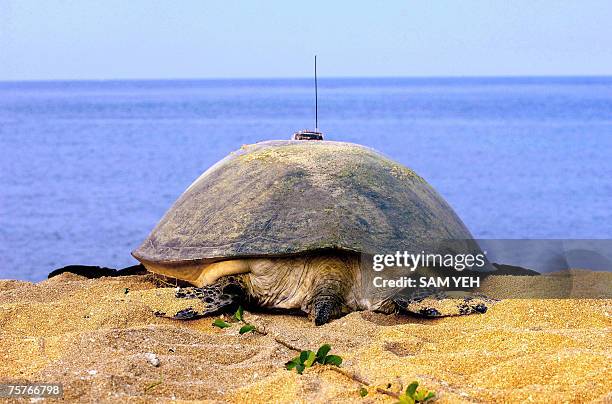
[132,138,493,325]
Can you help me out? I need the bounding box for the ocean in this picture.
[1,77,612,281]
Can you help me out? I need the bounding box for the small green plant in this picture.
[212,319,231,329]
[234,306,256,334]
[239,324,255,334]
[285,344,343,374]
[359,387,368,397]
[233,306,244,322]
[211,306,256,334]
[395,381,435,404]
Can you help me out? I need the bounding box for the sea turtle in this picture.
[132,138,493,325]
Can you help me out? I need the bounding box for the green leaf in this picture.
[239,324,255,334]
[423,392,435,402]
[299,350,313,364]
[315,344,332,362]
[234,306,244,322]
[359,387,368,397]
[303,351,317,367]
[415,390,427,401]
[406,381,419,398]
[212,319,231,329]
[295,363,305,374]
[285,360,298,370]
[397,395,415,404]
[323,354,343,366]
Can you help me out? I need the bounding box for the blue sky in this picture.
[1,1,611,80]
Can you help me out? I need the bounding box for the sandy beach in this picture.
[0,270,610,403]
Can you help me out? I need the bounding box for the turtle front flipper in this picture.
[393,290,495,318]
[163,275,248,320]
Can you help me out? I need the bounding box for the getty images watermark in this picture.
[370,251,487,289]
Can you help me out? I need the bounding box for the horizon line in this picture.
[1,74,612,84]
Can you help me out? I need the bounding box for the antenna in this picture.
[314,55,318,132]
[290,56,323,140]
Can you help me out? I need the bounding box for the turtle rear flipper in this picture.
[161,275,247,320]
[393,290,495,318]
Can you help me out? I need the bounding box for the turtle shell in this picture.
[132,140,485,266]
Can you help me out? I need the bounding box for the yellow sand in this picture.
[0,271,610,403]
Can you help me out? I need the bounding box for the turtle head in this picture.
[310,292,345,326]
[302,255,354,325]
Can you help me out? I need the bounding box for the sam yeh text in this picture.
[373,276,480,288]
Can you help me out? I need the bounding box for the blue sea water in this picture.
[1,77,612,281]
